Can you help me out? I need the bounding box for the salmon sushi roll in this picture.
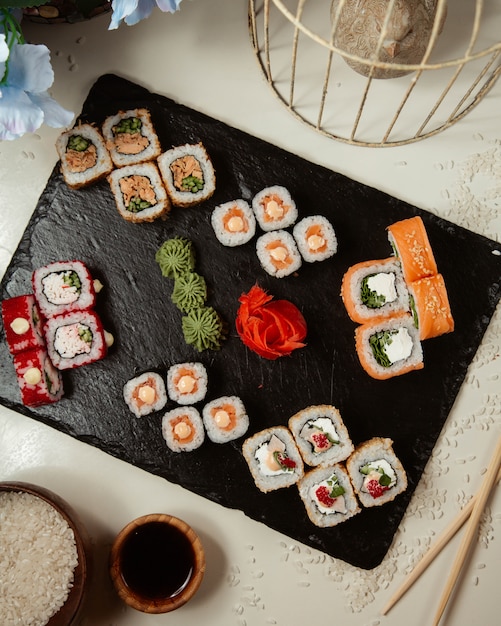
[13,347,64,406]
[211,200,256,246]
[202,395,249,443]
[2,295,45,355]
[387,216,438,284]
[162,406,205,452]
[123,372,167,417]
[355,312,423,380]
[166,362,208,405]
[340,257,410,325]
[292,215,337,263]
[102,108,161,167]
[252,186,298,231]
[256,230,302,278]
[408,273,454,340]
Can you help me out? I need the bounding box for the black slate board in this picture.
[1,74,501,569]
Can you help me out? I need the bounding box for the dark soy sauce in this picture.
[120,521,195,599]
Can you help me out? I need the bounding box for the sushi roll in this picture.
[123,372,167,418]
[387,216,438,284]
[292,215,337,263]
[32,260,96,319]
[298,464,360,527]
[166,362,208,405]
[346,437,408,507]
[1,295,45,355]
[102,108,161,167]
[44,309,107,370]
[288,405,354,467]
[242,426,304,493]
[341,257,410,325]
[162,406,205,452]
[157,143,216,207]
[355,312,423,380]
[202,395,249,443]
[107,161,170,223]
[252,186,297,231]
[13,347,64,406]
[408,273,454,340]
[256,230,302,278]
[211,200,256,247]
[56,124,113,188]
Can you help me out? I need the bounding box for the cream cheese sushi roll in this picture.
[56,124,113,188]
[123,372,167,417]
[162,406,205,452]
[387,216,438,284]
[242,426,304,492]
[346,437,408,507]
[211,200,256,246]
[298,464,360,527]
[292,215,337,263]
[256,230,302,278]
[288,405,354,467]
[202,396,249,443]
[408,273,454,340]
[108,161,170,223]
[157,143,216,207]
[252,186,297,231]
[166,362,208,405]
[102,108,161,167]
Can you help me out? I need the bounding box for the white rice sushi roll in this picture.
[288,405,354,467]
[293,215,337,263]
[256,230,302,278]
[346,437,408,507]
[252,186,298,231]
[56,124,113,188]
[32,260,96,318]
[242,426,304,493]
[166,362,208,405]
[298,464,361,528]
[202,396,249,443]
[102,108,161,167]
[123,372,167,417]
[211,200,256,247]
[162,406,205,452]
[157,143,216,207]
[44,309,107,370]
[107,162,170,223]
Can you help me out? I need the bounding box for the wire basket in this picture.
[248,0,501,146]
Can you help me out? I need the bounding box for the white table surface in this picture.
[1,2,500,625]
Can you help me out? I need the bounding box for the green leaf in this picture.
[379,473,392,487]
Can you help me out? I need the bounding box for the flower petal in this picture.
[0,86,44,140]
[7,43,54,94]
[28,91,74,129]
[156,0,183,12]
[124,0,156,25]
[0,34,9,64]
[109,0,139,29]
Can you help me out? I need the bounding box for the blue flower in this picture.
[109,0,182,29]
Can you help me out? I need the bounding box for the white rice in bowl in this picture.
[0,491,79,625]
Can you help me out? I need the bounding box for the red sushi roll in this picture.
[13,347,64,406]
[1,295,45,355]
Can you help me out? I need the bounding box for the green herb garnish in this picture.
[409,295,419,328]
[327,475,345,498]
[369,330,398,368]
[361,274,387,309]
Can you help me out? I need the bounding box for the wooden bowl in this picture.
[0,481,92,626]
[109,513,205,613]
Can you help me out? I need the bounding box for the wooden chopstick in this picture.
[381,446,501,618]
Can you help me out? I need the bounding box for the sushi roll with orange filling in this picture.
[2,295,45,355]
[166,362,208,405]
[293,215,337,263]
[256,230,302,278]
[162,406,205,452]
[123,372,167,417]
[408,273,454,340]
[387,216,438,284]
[202,395,249,443]
[211,200,256,246]
[13,347,64,407]
[252,186,298,231]
[102,108,161,167]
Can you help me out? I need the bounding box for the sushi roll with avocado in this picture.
[346,437,408,507]
[256,230,302,278]
[355,312,423,380]
[102,108,161,167]
[108,161,170,223]
[32,260,97,319]
[157,143,216,207]
[298,464,360,528]
[292,215,337,263]
[252,186,297,231]
[242,426,304,493]
[162,406,205,452]
[341,257,410,325]
[13,347,64,407]
[211,200,256,247]
[408,273,454,340]
[166,362,208,405]
[202,395,249,443]
[123,372,167,418]
[288,405,354,467]
[56,124,113,188]
[1,295,45,355]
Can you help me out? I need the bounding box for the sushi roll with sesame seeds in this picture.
[202,396,249,443]
[13,347,64,407]
[2,295,45,355]
[102,108,161,167]
[252,186,297,231]
[293,215,337,263]
[162,406,205,452]
[211,200,256,246]
[256,230,302,278]
[166,362,208,405]
[408,273,454,340]
[123,372,167,417]
[387,216,438,284]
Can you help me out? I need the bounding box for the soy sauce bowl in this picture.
[109,513,205,614]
